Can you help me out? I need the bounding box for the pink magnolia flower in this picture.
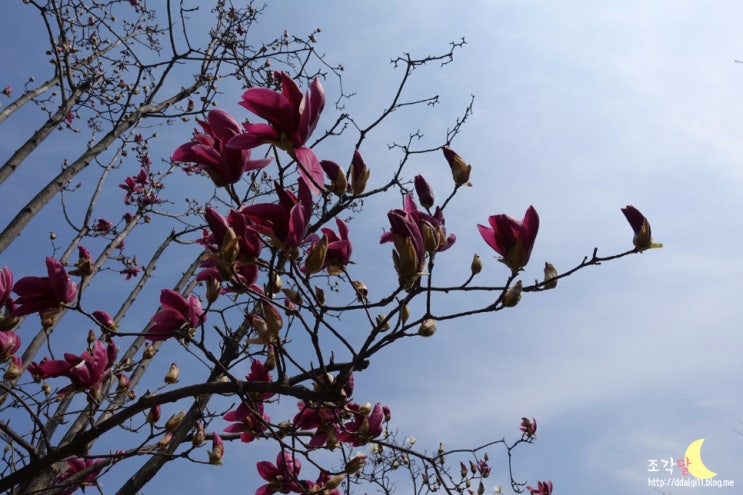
[240,179,313,259]
[198,207,261,290]
[93,218,112,234]
[0,330,21,362]
[293,401,341,449]
[172,109,272,187]
[27,340,116,396]
[12,257,78,316]
[338,402,386,446]
[118,168,148,204]
[146,289,205,341]
[527,480,553,495]
[255,451,305,495]
[119,265,141,280]
[228,73,325,193]
[477,206,539,272]
[303,217,353,275]
[223,400,270,443]
[520,416,537,439]
[56,457,103,495]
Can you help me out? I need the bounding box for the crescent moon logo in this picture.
[684,438,717,479]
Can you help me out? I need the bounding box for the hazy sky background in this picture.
[2,1,743,494]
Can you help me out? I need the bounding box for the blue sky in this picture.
[2,1,743,494]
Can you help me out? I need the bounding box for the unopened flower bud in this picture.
[478,481,485,495]
[157,432,172,451]
[87,329,96,345]
[351,150,370,196]
[442,146,472,187]
[164,363,179,384]
[320,160,348,196]
[42,382,51,396]
[304,235,328,274]
[418,319,437,337]
[143,342,157,359]
[165,411,185,432]
[414,175,435,209]
[358,402,372,416]
[205,275,221,304]
[314,285,326,305]
[147,404,161,424]
[325,474,345,490]
[116,373,129,392]
[543,262,558,289]
[270,272,282,293]
[375,314,390,332]
[400,304,410,323]
[192,421,206,447]
[352,281,368,302]
[471,253,482,275]
[345,453,367,475]
[282,288,302,306]
[264,345,276,371]
[3,356,22,381]
[209,432,224,465]
[501,281,522,307]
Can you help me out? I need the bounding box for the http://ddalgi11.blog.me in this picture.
[648,477,735,489]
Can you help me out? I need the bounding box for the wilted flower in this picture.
[442,146,471,186]
[147,289,205,341]
[171,109,272,187]
[229,73,325,192]
[621,205,662,251]
[12,257,78,316]
[477,206,539,272]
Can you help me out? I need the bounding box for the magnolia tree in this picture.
[0,2,662,495]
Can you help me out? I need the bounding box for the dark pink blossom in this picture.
[119,265,141,280]
[56,457,103,495]
[172,109,272,187]
[27,340,115,396]
[223,400,270,443]
[477,206,539,272]
[527,480,553,495]
[93,218,112,234]
[239,179,313,259]
[303,217,352,275]
[228,73,325,193]
[293,401,341,449]
[147,289,205,341]
[255,451,305,495]
[520,416,537,439]
[12,257,78,316]
[338,402,386,446]
[92,310,117,331]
